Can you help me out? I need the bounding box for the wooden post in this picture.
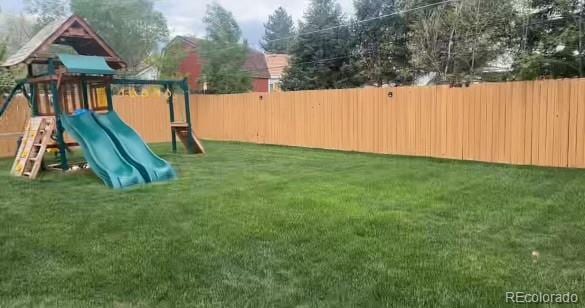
[81,79,89,109]
[26,64,40,116]
[30,83,39,116]
[167,85,177,153]
[106,82,114,112]
[48,60,69,170]
[182,79,195,154]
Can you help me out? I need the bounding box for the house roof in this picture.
[171,36,270,79]
[2,15,125,69]
[244,50,270,79]
[265,54,290,79]
[2,17,65,67]
[135,64,157,76]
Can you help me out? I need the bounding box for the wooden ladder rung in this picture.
[29,153,44,161]
[11,116,56,179]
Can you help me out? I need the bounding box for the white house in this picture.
[134,64,159,80]
[265,54,289,92]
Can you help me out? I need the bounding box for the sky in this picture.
[0,0,355,48]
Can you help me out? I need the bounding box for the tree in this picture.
[203,2,243,44]
[199,3,252,94]
[0,14,32,94]
[0,13,35,54]
[0,40,15,95]
[353,0,411,85]
[0,42,5,61]
[405,0,516,83]
[24,0,69,30]
[148,42,188,80]
[24,0,169,70]
[514,0,585,79]
[261,7,295,53]
[281,0,362,91]
[70,0,168,70]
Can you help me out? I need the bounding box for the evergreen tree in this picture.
[281,0,362,91]
[199,3,251,94]
[353,0,411,85]
[515,0,585,79]
[261,7,295,53]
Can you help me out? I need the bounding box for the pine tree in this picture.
[281,0,362,91]
[261,7,295,53]
[199,3,252,94]
[353,0,411,85]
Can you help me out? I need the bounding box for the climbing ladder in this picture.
[11,116,56,179]
[171,122,205,154]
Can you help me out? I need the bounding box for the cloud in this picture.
[3,0,355,49]
[0,0,25,14]
[155,0,355,47]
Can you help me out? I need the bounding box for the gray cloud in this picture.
[2,0,355,49]
[0,0,25,13]
[155,0,355,48]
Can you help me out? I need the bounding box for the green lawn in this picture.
[1,141,584,307]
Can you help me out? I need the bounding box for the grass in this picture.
[1,141,584,307]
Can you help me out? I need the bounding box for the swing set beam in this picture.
[112,78,193,153]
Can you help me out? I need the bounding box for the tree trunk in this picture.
[444,3,463,79]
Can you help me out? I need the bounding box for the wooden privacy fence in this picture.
[0,99,30,158]
[192,79,585,169]
[2,79,585,169]
[0,96,177,158]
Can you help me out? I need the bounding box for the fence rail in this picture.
[191,79,585,169]
[2,79,585,169]
[0,99,30,158]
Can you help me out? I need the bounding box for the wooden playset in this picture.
[0,15,204,187]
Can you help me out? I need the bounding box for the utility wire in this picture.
[206,0,463,55]
[206,0,585,75]
[219,2,585,83]
[261,12,585,71]
[267,0,462,43]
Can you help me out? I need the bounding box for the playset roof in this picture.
[1,15,125,69]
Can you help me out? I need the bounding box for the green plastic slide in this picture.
[61,111,145,189]
[61,110,176,189]
[93,111,176,183]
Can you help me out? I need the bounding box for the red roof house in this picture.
[168,36,270,93]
